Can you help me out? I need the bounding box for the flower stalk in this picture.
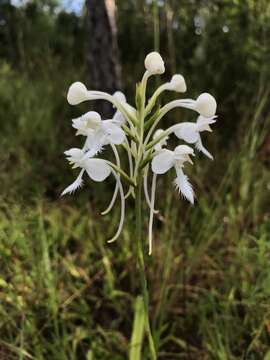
[135,175,157,360]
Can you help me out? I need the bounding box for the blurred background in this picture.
[0,0,270,358]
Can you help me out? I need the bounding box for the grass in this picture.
[1,61,270,359]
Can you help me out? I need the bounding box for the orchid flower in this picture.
[62,51,217,253]
[61,148,126,243]
[61,148,112,195]
[147,145,195,254]
[172,115,217,159]
[72,111,125,156]
[151,145,195,203]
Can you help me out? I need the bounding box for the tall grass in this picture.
[0,56,270,358]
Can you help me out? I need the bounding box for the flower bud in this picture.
[144,52,165,75]
[195,93,217,117]
[113,91,126,104]
[67,82,88,105]
[169,74,187,92]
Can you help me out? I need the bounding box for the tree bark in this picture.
[86,0,122,117]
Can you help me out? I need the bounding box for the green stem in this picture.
[135,176,157,360]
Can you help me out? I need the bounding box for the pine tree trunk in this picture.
[86,0,122,117]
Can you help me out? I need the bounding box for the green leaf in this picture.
[129,296,145,360]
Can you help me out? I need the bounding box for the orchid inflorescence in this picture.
[62,51,217,254]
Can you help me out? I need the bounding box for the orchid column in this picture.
[62,52,217,359]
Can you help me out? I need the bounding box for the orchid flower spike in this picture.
[144,52,165,75]
[173,115,217,159]
[151,145,195,204]
[72,111,125,155]
[63,51,217,255]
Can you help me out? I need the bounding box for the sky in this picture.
[60,0,84,13]
[10,0,85,14]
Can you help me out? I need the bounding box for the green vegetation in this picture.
[0,0,270,358]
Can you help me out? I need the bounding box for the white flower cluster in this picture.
[62,51,217,253]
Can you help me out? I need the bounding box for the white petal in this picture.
[195,136,213,160]
[102,121,125,145]
[64,148,83,157]
[174,167,194,204]
[84,159,111,182]
[173,145,194,165]
[61,170,84,196]
[113,110,126,125]
[174,123,199,143]
[195,93,217,118]
[64,148,84,165]
[67,82,88,105]
[169,74,187,93]
[113,91,126,104]
[174,145,194,156]
[196,115,217,132]
[85,131,105,155]
[151,149,174,174]
[145,52,165,74]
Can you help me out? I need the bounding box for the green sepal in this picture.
[135,82,143,110]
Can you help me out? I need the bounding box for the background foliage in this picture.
[0,0,270,358]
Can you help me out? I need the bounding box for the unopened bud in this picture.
[144,52,165,75]
[195,93,217,117]
[67,82,88,105]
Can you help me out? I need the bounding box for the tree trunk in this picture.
[86,0,122,117]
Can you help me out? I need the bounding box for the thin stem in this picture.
[143,167,158,214]
[148,173,157,255]
[88,90,138,128]
[135,176,157,360]
[107,171,125,243]
[101,182,118,215]
[143,99,195,147]
[101,145,121,215]
[145,84,167,115]
[107,161,136,187]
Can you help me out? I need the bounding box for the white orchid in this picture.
[152,145,195,203]
[61,148,125,243]
[173,115,217,159]
[61,148,111,194]
[62,51,217,253]
[62,52,217,356]
[72,110,126,155]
